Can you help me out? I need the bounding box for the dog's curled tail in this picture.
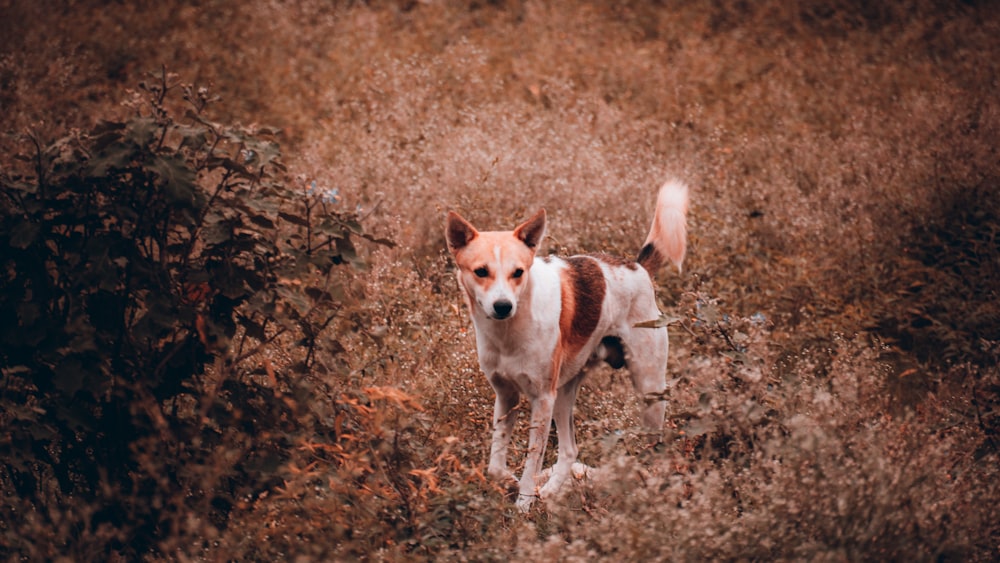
[637,180,689,275]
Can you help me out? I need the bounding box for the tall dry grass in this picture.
[2,0,998,559]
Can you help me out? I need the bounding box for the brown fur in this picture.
[559,256,606,360]
[636,243,664,274]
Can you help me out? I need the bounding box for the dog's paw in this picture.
[571,462,594,480]
[515,494,536,513]
[539,469,571,500]
[538,479,560,500]
[538,462,593,500]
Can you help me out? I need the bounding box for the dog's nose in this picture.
[492,300,513,319]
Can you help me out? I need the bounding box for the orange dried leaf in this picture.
[362,385,424,411]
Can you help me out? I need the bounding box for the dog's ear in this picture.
[514,209,546,250]
[446,211,478,253]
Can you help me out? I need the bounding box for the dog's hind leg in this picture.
[539,372,585,500]
[624,327,669,437]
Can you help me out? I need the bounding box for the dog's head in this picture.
[446,209,546,321]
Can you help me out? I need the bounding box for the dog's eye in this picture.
[474,267,489,278]
[512,268,524,279]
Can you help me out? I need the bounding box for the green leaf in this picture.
[306,249,338,270]
[255,125,281,136]
[2,179,38,193]
[361,232,396,248]
[245,195,280,214]
[304,286,333,303]
[66,313,98,353]
[221,157,252,178]
[126,116,159,147]
[150,154,198,207]
[203,222,233,245]
[88,141,136,176]
[343,218,364,234]
[275,285,310,317]
[53,358,85,395]
[89,121,126,153]
[335,236,365,270]
[9,221,40,249]
[241,319,267,340]
[176,124,209,151]
[16,302,40,327]
[248,213,276,229]
[278,211,310,227]
[92,119,126,135]
[243,137,281,167]
[133,297,177,341]
[317,216,347,236]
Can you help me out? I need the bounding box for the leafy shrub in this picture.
[0,71,388,559]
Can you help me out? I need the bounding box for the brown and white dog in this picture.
[446,181,688,512]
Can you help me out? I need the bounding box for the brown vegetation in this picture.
[2,0,998,560]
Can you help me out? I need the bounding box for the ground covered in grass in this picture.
[2,0,999,560]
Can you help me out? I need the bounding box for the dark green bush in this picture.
[0,72,388,559]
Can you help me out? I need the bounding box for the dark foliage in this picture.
[874,179,1000,367]
[0,71,387,559]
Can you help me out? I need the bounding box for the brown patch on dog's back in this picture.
[559,257,606,360]
[590,252,639,270]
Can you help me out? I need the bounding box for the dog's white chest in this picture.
[474,317,558,390]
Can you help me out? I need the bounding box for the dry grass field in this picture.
[2,0,999,560]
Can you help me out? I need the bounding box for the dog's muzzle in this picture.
[491,300,513,320]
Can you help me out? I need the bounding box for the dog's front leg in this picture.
[487,378,520,486]
[515,394,555,512]
[538,373,583,500]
